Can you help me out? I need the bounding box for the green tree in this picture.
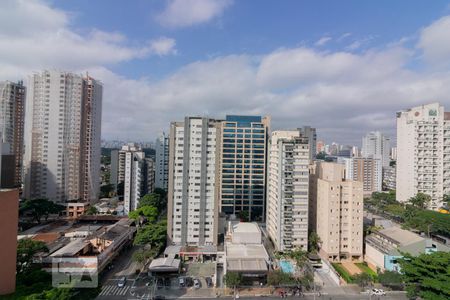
[308,231,321,253]
[224,272,242,287]
[316,152,326,160]
[20,198,65,223]
[353,272,373,289]
[138,194,162,210]
[398,251,450,300]
[85,206,98,215]
[408,193,431,209]
[443,194,450,208]
[267,270,297,286]
[129,205,158,223]
[100,184,115,198]
[238,210,249,222]
[378,271,404,290]
[17,238,48,273]
[133,220,167,246]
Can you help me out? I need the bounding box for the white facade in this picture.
[361,131,390,167]
[23,71,102,203]
[155,132,169,191]
[267,130,309,252]
[396,103,450,209]
[167,117,220,246]
[123,144,146,214]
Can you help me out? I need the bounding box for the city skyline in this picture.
[1,1,450,144]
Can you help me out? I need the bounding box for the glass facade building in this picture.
[218,115,270,221]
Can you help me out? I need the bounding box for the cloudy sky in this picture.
[1,0,450,145]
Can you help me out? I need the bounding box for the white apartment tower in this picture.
[396,103,450,209]
[361,131,390,167]
[267,131,310,252]
[123,143,145,214]
[155,132,169,191]
[167,117,220,246]
[23,71,102,203]
[0,81,25,188]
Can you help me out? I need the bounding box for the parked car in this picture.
[193,278,201,289]
[179,277,185,287]
[371,288,386,296]
[205,277,213,287]
[117,276,126,288]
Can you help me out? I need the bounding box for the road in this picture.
[180,294,407,300]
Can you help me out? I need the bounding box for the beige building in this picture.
[309,162,363,262]
[396,103,450,209]
[23,71,102,203]
[267,130,310,252]
[339,157,382,195]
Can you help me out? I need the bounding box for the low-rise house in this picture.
[224,222,270,280]
[365,226,450,272]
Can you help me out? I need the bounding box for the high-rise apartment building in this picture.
[396,103,450,209]
[361,131,390,167]
[123,144,145,214]
[382,165,396,191]
[111,143,154,212]
[155,132,169,191]
[23,71,102,203]
[167,117,220,246]
[267,131,310,252]
[309,162,363,262]
[316,140,325,154]
[339,157,382,195]
[298,126,316,162]
[0,81,25,188]
[217,115,270,221]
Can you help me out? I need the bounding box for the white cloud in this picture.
[315,36,332,46]
[0,0,176,80]
[149,37,177,56]
[156,0,233,28]
[1,1,450,145]
[418,15,450,66]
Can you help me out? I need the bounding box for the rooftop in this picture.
[227,258,268,272]
[231,222,261,234]
[50,238,89,257]
[378,227,424,246]
[226,243,269,261]
[149,257,181,272]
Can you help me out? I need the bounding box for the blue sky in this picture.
[56,0,449,79]
[1,0,450,144]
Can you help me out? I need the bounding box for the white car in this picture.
[371,288,386,296]
[193,279,201,289]
[118,276,126,288]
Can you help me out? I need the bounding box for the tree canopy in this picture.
[224,272,242,287]
[17,238,48,273]
[408,193,431,209]
[353,272,373,289]
[399,251,450,300]
[308,231,321,253]
[129,205,158,223]
[267,270,297,286]
[378,271,404,290]
[133,220,167,246]
[20,199,65,223]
